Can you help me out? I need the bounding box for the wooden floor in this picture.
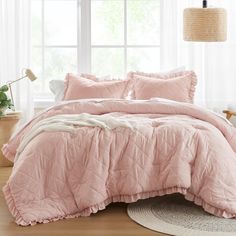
[0,167,169,236]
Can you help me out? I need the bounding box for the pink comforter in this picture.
[3,99,236,226]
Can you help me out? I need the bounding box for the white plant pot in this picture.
[0,107,7,116]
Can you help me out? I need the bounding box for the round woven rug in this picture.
[127,194,236,236]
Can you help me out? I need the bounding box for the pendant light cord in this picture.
[203,0,207,8]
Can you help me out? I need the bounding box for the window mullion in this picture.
[124,0,127,75]
[78,0,91,74]
[42,0,45,91]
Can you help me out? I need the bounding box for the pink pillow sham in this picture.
[63,73,128,100]
[129,71,197,103]
[127,70,188,80]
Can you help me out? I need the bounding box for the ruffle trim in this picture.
[2,184,25,225]
[185,192,234,219]
[62,73,70,101]
[127,71,198,103]
[1,144,15,162]
[187,71,198,104]
[127,70,193,80]
[3,184,235,226]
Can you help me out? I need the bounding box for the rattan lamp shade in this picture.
[183,8,227,42]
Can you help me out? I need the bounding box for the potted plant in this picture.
[0,85,13,116]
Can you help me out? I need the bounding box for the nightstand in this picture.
[223,110,236,120]
[0,112,21,167]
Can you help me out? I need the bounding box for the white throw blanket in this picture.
[15,113,151,163]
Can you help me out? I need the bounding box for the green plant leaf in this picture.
[0,85,8,92]
[0,92,7,101]
[1,100,9,107]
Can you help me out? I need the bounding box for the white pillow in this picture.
[159,66,186,75]
[49,80,65,102]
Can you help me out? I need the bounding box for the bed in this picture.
[2,70,236,226]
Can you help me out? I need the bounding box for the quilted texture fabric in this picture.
[63,74,128,100]
[2,99,236,226]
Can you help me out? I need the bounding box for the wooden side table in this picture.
[0,113,21,167]
[223,110,236,120]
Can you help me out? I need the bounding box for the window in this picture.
[31,0,160,97]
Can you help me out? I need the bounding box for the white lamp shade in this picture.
[183,8,227,42]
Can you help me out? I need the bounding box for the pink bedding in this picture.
[129,72,196,102]
[63,74,128,100]
[2,99,236,226]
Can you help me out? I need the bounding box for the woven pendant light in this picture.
[183,0,227,42]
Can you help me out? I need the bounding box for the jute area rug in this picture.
[127,194,236,236]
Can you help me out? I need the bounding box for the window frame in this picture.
[32,0,161,99]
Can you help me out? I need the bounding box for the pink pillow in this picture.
[63,73,128,100]
[127,70,188,80]
[130,71,197,103]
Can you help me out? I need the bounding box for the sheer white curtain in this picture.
[161,0,236,110]
[0,0,33,122]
